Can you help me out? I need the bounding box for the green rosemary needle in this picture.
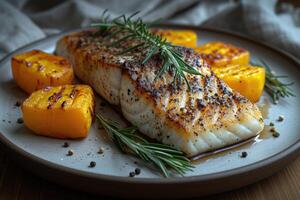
[96,114,194,177]
[91,11,202,89]
[252,59,295,103]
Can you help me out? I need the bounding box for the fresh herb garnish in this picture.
[252,59,295,103]
[96,114,193,177]
[91,10,202,89]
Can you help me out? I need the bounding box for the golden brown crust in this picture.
[57,30,262,139]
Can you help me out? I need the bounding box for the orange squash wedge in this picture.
[22,85,94,139]
[12,50,74,93]
[212,65,265,102]
[194,41,250,68]
[153,29,197,48]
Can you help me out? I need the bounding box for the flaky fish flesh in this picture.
[56,30,264,156]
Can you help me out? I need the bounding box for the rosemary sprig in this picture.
[91,11,202,89]
[96,114,194,177]
[252,59,295,103]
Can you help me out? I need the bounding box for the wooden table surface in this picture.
[0,145,299,200]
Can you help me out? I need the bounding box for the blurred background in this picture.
[0,0,300,60]
[0,0,299,199]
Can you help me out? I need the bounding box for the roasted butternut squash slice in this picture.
[194,42,250,68]
[22,85,94,139]
[212,65,265,102]
[152,29,197,48]
[12,50,74,93]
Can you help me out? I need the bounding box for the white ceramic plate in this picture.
[0,25,299,199]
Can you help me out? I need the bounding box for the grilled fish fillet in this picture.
[55,30,264,156]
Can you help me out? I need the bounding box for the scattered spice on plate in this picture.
[7,121,11,123]
[270,127,276,133]
[15,101,21,107]
[134,161,138,164]
[89,161,96,167]
[67,149,74,156]
[17,118,23,124]
[129,171,135,177]
[269,122,274,126]
[272,131,280,138]
[98,147,104,154]
[2,119,5,122]
[135,168,141,175]
[277,115,284,122]
[62,142,69,148]
[240,151,248,158]
[269,125,280,138]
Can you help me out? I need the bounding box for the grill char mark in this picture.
[58,30,256,134]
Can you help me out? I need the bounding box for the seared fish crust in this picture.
[56,30,264,156]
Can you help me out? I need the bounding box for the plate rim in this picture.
[0,24,299,185]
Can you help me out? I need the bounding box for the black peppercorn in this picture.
[277,115,284,122]
[62,142,69,148]
[89,161,96,168]
[272,132,280,138]
[67,150,74,156]
[134,168,141,175]
[240,151,247,158]
[129,171,135,177]
[98,147,104,154]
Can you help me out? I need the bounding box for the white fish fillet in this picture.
[55,30,264,156]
